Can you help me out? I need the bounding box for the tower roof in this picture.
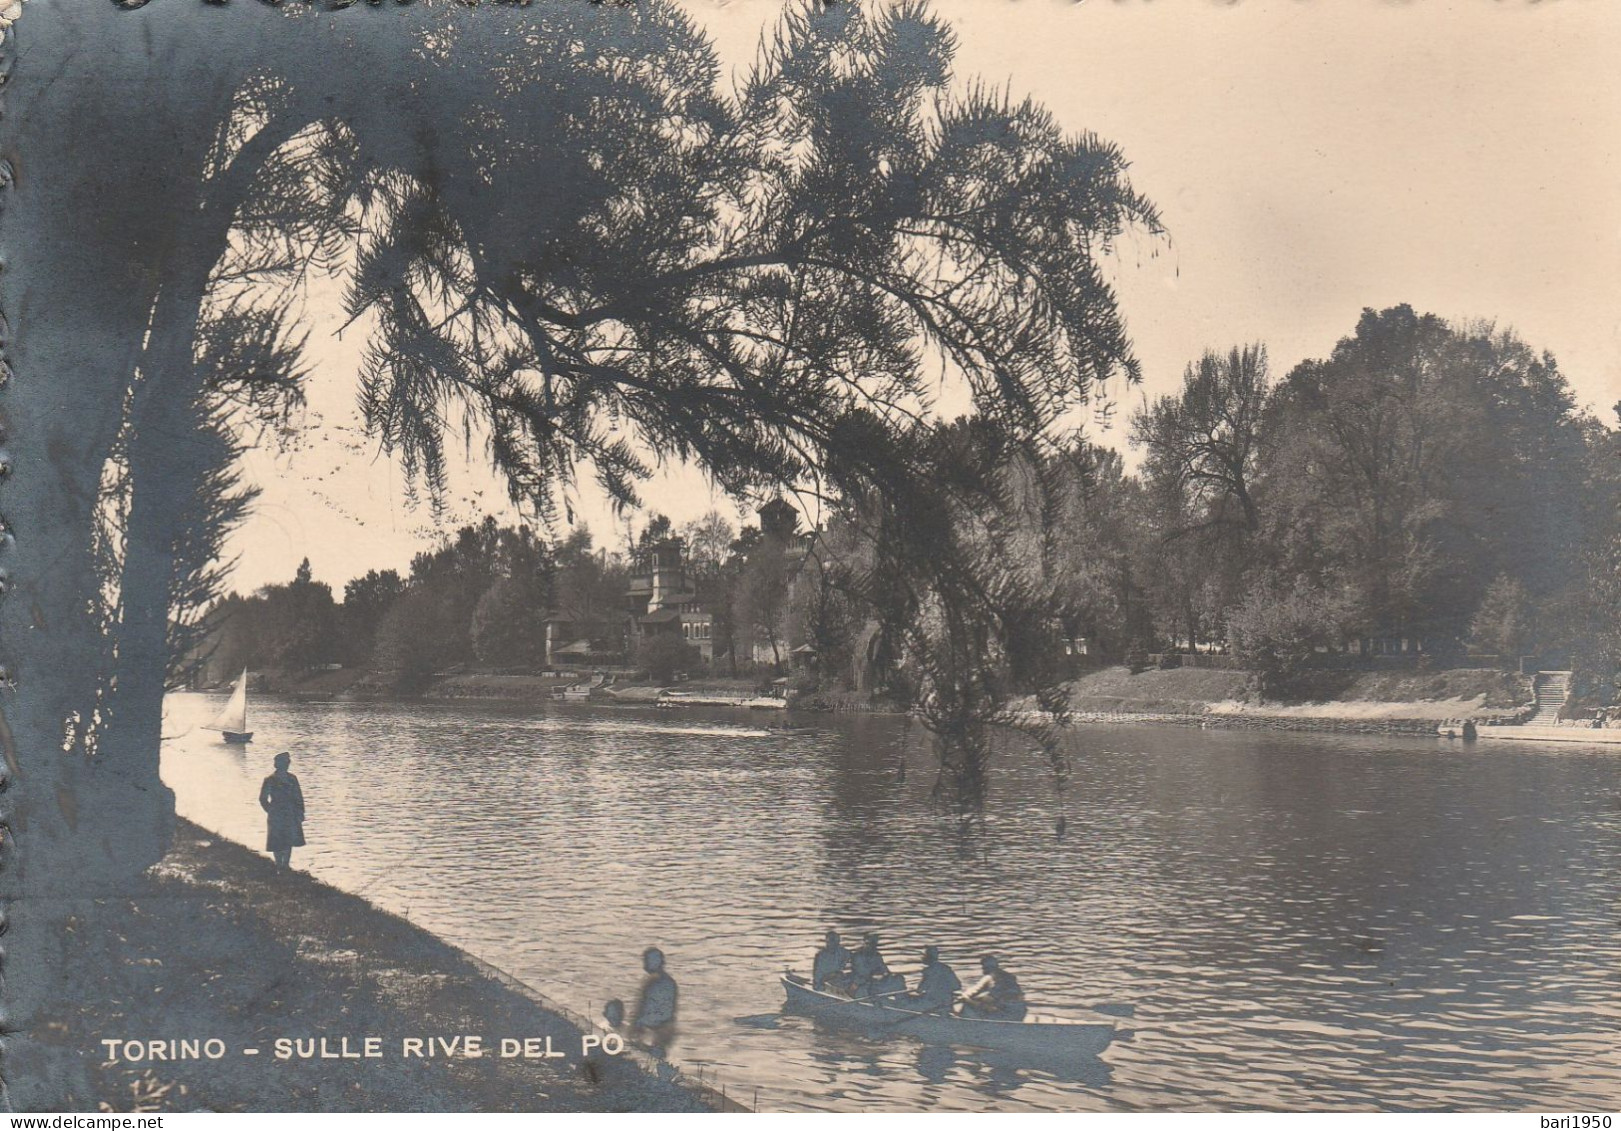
[758,497,799,538]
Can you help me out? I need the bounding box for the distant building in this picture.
[744,499,814,667]
[626,537,714,662]
[541,612,625,668]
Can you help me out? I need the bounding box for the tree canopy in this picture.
[1,0,1163,912]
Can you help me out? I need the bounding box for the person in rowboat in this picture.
[813,930,855,994]
[851,932,906,999]
[958,955,1026,1021]
[906,946,962,1012]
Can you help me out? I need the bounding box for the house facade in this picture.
[540,611,627,668]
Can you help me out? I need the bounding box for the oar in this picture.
[857,988,961,1017]
[839,989,956,1032]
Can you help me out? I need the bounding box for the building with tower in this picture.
[625,537,714,663]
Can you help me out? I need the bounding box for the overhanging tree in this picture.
[2,0,1156,1100]
[343,0,1160,818]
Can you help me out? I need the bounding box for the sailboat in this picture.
[209,669,253,745]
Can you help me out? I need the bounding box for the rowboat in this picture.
[781,974,1114,1059]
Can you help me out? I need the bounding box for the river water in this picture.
[162,693,1621,1112]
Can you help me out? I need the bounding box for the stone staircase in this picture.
[1528,671,1573,724]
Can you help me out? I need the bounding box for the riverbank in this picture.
[247,662,1541,739]
[252,668,776,707]
[31,819,732,1113]
[1033,665,1538,737]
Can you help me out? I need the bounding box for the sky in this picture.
[226,0,1621,595]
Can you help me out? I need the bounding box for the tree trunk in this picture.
[100,84,310,857]
[0,4,181,1103]
[1,0,680,1105]
[0,0,286,1103]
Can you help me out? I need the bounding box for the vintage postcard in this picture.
[1,0,1619,1117]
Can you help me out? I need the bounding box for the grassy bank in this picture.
[28,820,728,1113]
[1054,665,1532,731]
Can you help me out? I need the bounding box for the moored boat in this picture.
[781,974,1114,1058]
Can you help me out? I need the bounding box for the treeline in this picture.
[1125,306,1619,692]
[773,305,1621,699]
[205,525,559,687]
[203,305,1621,702]
[201,511,766,690]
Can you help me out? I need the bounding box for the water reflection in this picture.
[968,1045,1114,1094]
[163,694,1621,1112]
[915,1044,955,1084]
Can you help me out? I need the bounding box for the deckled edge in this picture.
[0,0,19,1113]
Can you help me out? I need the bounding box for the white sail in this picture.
[209,669,249,733]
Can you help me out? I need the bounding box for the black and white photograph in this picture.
[1,0,1619,1116]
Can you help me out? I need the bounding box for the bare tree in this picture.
[1131,344,1270,534]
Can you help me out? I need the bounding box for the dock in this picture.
[1475,724,1621,745]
